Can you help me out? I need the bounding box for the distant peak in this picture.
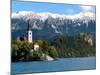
[12,11,95,21]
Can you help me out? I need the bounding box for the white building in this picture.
[27,30,32,43]
[27,21,33,43]
[34,43,39,51]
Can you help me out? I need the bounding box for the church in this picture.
[27,20,33,43]
[15,20,40,51]
[16,20,33,43]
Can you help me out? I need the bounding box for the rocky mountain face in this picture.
[11,11,96,40]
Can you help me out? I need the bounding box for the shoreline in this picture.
[12,56,96,63]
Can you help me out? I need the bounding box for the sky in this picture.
[12,1,96,15]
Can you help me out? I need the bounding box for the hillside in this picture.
[11,11,96,40]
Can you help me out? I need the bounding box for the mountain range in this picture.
[11,11,96,40]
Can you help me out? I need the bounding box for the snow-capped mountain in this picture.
[11,11,96,40]
[12,11,95,22]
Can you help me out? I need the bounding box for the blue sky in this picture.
[12,1,95,15]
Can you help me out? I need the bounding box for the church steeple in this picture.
[27,20,33,43]
[27,20,32,30]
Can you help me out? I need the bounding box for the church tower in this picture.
[27,20,32,43]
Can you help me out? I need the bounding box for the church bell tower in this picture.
[27,20,32,43]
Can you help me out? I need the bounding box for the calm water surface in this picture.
[11,57,96,74]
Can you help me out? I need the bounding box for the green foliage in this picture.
[11,44,19,61]
[48,46,58,58]
[11,33,96,62]
[34,39,58,59]
[11,39,58,62]
[32,48,43,61]
[11,41,33,61]
[50,34,96,58]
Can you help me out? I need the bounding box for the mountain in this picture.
[11,11,96,40]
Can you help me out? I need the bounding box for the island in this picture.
[11,33,96,62]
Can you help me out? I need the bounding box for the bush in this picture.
[48,46,58,58]
[11,44,19,61]
[11,41,32,61]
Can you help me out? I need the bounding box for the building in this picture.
[14,20,33,43]
[27,20,33,43]
[34,43,39,51]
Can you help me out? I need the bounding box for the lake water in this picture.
[11,57,96,74]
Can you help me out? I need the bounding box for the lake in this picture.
[11,57,96,74]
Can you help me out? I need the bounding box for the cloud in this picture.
[80,6,95,12]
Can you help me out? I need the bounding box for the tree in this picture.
[32,48,43,61]
[11,41,32,61]
[48,46,58,58]
[11,44,19,61]
[18,42,31,61]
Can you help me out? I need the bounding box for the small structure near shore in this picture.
[41,53,54,61]
[34,43,39,51]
